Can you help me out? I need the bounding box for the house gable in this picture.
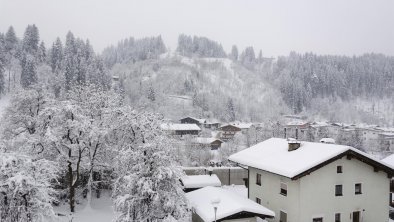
[220,125,241,132]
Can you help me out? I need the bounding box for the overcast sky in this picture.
[1,0,393,57]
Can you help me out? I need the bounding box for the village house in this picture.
[180,117,206,126]
[192,137,224,150]
[378,133,394,152]
[204,120,221,130]
[283,121,310,140]
[160,123,201,136]
[219,124,241,141]
[229,138,394,222]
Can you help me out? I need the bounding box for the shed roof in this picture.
[186,186,275,222]
[180,175,221,189]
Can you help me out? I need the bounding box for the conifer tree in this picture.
[22,24,39,56]
[230,45,238,61]
[64,31,76,91]
[50,38,63,73]
[0,34,5,96]
[20,54,37,88]
[38,41,46,63]
[5,26,18,54]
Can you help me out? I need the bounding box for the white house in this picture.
[229,138,394,222]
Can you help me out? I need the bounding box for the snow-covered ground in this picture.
[0,95,10,120]
[55,191,115,222]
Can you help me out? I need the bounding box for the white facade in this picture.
[248,156,390,222]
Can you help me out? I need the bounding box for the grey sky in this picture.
[1,0,393,57]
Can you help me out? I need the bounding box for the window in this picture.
[312,218,323,222]
[335,185,343,196]
[256,173,261,186]
[256,197,261,204]
[335,213,341,222]
[337,166,342,173]
[280,211,287,222]
[280,182,288,196]
[355,183,362,195]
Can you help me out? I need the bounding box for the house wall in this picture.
[249,157,390,222]
[248,167,300,222]
[299,156,390,222]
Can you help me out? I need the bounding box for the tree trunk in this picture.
[8,68,11,93]
[68,160,75,213]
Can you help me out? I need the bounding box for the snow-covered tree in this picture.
[64,31,76,91]
[0,152,58,222]
[240,46,256,69]
[22,25,39,56]
[111,110,190,222]
[147,84,156,101]
[20,54,37,88]
[226,98,236,122]
[0,34,5,96]
[37,41,46,63]
[5,26,18,54]
[230,45,238,61]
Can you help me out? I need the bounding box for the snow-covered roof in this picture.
[160,123,201,131]
[192,137,223,144]
[382,154,394,168]
[310,121,330,127]
[186,186,275,222]
[286,121,309,126]
[181,117,206,124]
[229,138,394,179]
[231,123,253,129]
[320,138,335,144]
[180,175,221,189]
[379,133,394,138]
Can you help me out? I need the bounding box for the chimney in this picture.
[288,138,301,151]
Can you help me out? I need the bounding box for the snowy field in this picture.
[55,191,115,222]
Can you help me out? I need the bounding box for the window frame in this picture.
[256,173,261,186]
[355,183,362,195]
[279,210,287,222]
[335,184,343,196]
[256,197,261,205]
[336,165,343,173]
[280,182,288,196]
[312,217,323,222]
[335,213,341,222]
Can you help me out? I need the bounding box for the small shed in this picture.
[180,174,222,192]
[186,186,275,222]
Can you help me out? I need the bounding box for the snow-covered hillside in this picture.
[110,53,287,122]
